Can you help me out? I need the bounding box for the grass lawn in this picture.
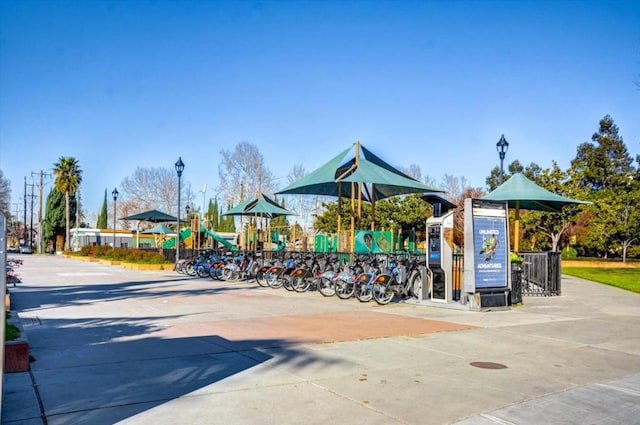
[563,267,640,294]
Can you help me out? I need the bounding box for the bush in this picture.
[5,312,20,341]
[562,246,578,259]
[76,246,171,264]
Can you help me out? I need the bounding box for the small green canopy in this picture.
[483,173,590,212]
[223,198,255,216]
[223,193,296,218]
[141,223,175,234]
[484,173,590,252]
[120,209,178,222]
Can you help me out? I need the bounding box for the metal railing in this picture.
[519,251,562,296]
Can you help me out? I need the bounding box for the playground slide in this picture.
[163,228,237,251]
[203,228,237,250]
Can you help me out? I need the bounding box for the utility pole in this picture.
[23,177,27,243]
[32,170,52,253]
[24,177,38,248]
[29,182,34,248]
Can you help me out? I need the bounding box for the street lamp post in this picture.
[175,157,185,263]
[112,188,119,248]
[496,134,509,183]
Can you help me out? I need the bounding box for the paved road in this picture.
[2,255,640,425]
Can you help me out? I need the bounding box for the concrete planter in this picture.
[120,263,167,271]
[5,312,30,373]
[98,259,121,266]
[562,260,640,268]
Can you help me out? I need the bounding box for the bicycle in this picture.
[316,254,341,297]
[372,254,424,305]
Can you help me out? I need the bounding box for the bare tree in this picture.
[0,169,11,217]
[120,166,193,217]
[217,142,276,207]
[401,163,422,181]
[283,164,319,230]
[440,174,469,202]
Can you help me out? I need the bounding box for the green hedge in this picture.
[72,246,171,264]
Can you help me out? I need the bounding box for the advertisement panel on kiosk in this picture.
[463,199,510,309]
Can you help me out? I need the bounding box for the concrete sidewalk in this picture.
[2,255,640,425]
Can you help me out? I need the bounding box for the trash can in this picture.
[510,262,523,305]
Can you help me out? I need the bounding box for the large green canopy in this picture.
[276,142,444,200]
[483,173,590,212]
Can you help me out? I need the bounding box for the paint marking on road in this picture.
[479,414,518,425]
[57,272,112,276]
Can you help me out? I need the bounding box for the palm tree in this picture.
[53,157,82,250]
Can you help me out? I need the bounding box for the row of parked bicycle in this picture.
[6,257,23,286]
[173,250,428,305]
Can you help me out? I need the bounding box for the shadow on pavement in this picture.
[8,314,342,425]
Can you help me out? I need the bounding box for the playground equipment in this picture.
[163,226,237,251]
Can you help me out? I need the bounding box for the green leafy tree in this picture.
[313,194,430,236]
[217,202,236,232]
[569,115,637,258]
[96,189,108,229]
[486,160,527,191]
[53,156,82,250]
[269,196,291,239]
[42,188,68,251]
[205,198,218,231]
[518,162,584,252]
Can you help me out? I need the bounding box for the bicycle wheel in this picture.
[317,276,335,297]
[196,265,209,278]
[283,273,297,291]
[355,282,373,302]
[255,269,270,287]
[409,271,423,299]
[222,268,236,281]
[267,271,283,288]
[335,278,355,299]
[293,275,313,293]
[373,280,394,305]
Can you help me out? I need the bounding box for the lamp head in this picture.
[496,134,509,155]
[175,157,185,177]
[112,187,119,201]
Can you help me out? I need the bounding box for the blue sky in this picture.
[1,0,639,219]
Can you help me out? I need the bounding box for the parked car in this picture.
[7,245,19,253]
[19,245,33,254]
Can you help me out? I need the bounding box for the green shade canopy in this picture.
[276,142,444,200]
[484,173,591,252]
[120,209,178,222]
[483,173,590,212]
[275,146,368,199]
[223,193,296,218]
[223,198,255,216]
[141,223,175,234]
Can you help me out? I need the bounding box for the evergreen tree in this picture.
[96,189,108,229]
[570,115,638,258]
[270,196,291,239]
[42,188,69,251]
